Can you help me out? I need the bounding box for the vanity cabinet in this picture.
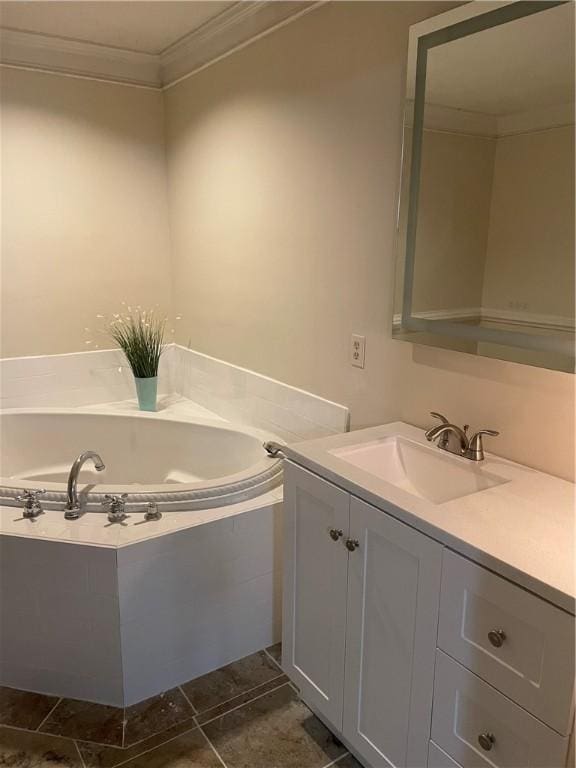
[282,459,574,768]
[282,461,442,767]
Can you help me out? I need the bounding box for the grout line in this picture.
[101,722,201,768]
[197,724,228,768]
[0,722,121,748]
[178,685,198,715]
[198,681,290,727]
[321,753,352,768]
[193,672,286,721]
[74,740,87,768]
[262,646,283,673]
[35,698,62,732]
[113,711,198,753]
[121,711,126,750]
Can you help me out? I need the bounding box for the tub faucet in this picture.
[65,451,105,519]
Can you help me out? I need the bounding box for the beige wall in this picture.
[164,1,574,480]
[0,68,172,356]
[1,3,574,480]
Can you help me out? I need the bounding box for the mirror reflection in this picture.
[394,2,575,372]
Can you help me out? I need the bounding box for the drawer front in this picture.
[432,651,569,768]
[438,549,574,734]
[428,741,462,768]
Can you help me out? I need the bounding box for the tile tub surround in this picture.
[0,504,283,707]
[0,348,174,411]
[0,648,362,768]
[0,344,349,441]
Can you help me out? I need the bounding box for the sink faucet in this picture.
[65,451,105,519]
[425,412,499,462]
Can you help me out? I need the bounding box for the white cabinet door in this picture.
[343,496,442,768]
[282,461,350,729]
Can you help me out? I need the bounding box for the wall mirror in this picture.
[394,1,575,372]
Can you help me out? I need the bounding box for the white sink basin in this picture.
[330,435,508,504]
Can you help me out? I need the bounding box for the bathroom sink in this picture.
[330,435,507,504]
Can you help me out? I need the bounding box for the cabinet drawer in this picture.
[438,549,574,734]
[428,741,462,768]
[432,651,569,768]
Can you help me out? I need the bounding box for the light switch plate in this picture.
[351,334,366,368]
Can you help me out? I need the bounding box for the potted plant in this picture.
[108,309,165,411]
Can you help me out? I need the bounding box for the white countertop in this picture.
[284,422,575,615]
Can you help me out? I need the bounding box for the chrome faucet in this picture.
[425,412,499,462]
[65,451,105,519]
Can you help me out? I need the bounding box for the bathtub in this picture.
[0,408,283,513]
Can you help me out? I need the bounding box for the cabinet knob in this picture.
[488,628,506,648]
[329,528,343,541]
[345,538,360,552]
[478,732,495,752]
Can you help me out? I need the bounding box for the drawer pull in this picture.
[478,732,495,751]
[345,538,360,552]
[329,528,343,541]
[487,628,506,648]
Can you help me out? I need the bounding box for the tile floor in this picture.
[0,645,361,768]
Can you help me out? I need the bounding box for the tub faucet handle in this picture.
[144,501,162,522]
[17,489,46,519]
[103,493,129,523]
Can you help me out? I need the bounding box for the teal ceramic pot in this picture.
[134,376,158,412]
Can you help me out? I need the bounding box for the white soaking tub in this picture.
[0,408,283,513]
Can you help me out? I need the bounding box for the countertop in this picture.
[284,422,575,615]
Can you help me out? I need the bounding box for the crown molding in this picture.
[404,100,575,138]
[0,28,161,88]
[0,2,322,89]
[160,1,320,87]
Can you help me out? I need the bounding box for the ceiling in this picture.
[426,3,575,116]
[0,1,234,54]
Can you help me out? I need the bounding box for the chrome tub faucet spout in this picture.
[65,451,105,519]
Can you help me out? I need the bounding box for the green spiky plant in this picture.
[108,309,165,379]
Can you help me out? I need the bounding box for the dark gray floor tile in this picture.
[118,728,220,768]
[38,699,124,747]
[181,651,283,715]
[0,726,82,768]
[78,719,197,768]
[0,688,59,731]
[203,683,346,768]
[123,688,194,748]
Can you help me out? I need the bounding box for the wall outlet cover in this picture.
[351,334,366,368]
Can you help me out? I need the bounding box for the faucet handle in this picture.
[427,412,451,448]
[17,488,46,502]
[430,411,449,424]
[468,429,500,461]
[103,493,129,522]
[17,489,46,518]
